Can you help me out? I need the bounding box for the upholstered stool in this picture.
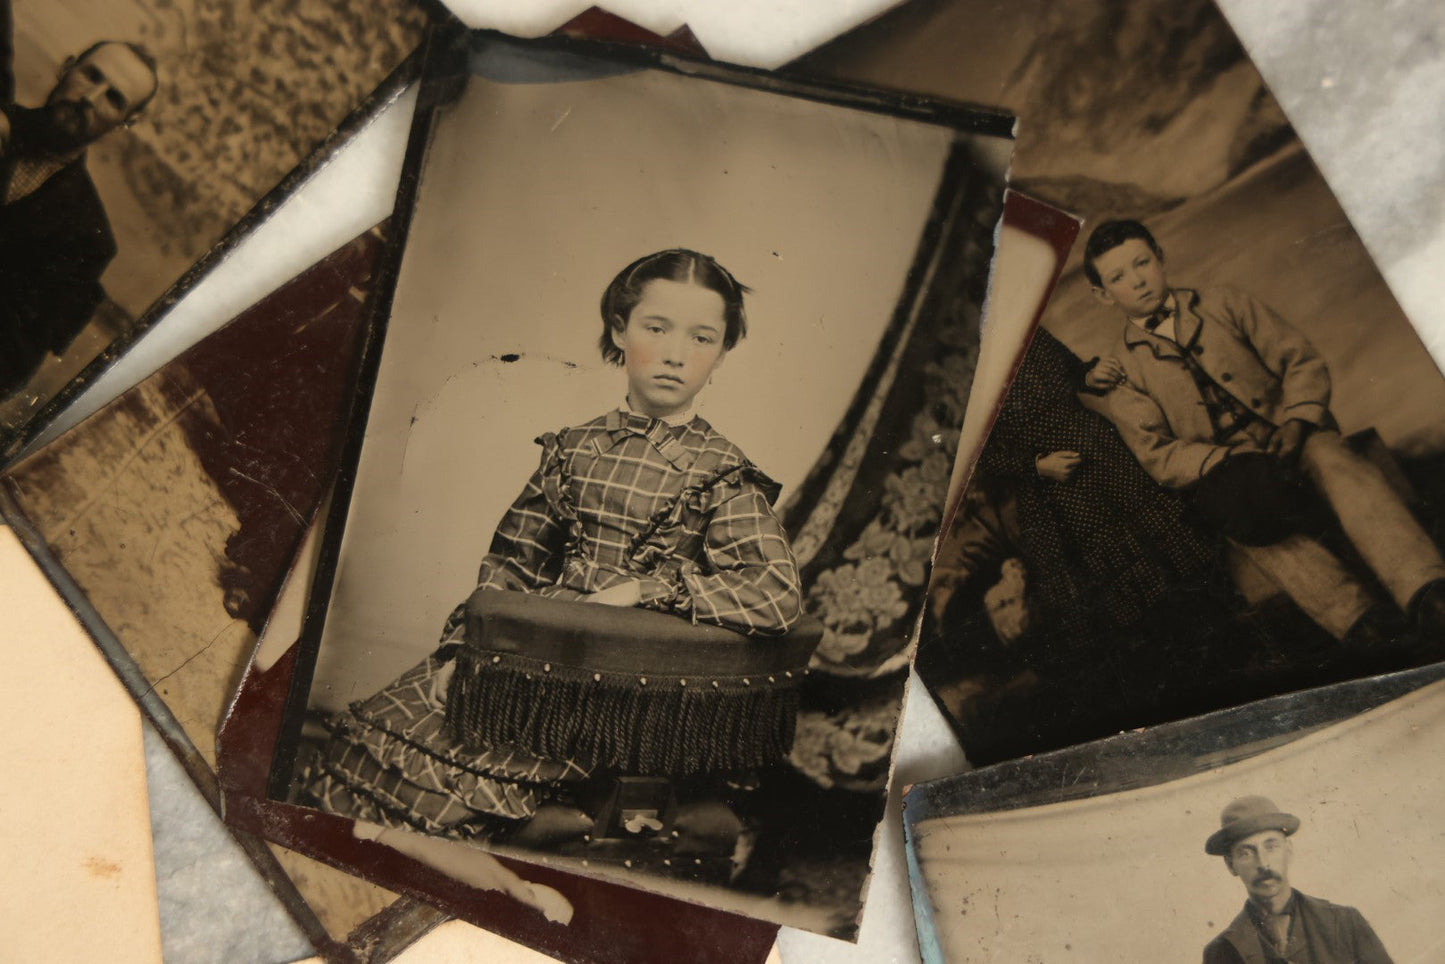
[445,589,824,777]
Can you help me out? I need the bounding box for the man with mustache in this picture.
[0,4,158,397]
[1203,796,1392,963]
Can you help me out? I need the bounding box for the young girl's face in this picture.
[611,278,729,418]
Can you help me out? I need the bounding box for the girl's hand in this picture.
[583,581,644,607]
[1036,450,1083,482]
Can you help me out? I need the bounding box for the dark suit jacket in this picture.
[1203,891,1393,964]
[0,109,116,391]
[1,4,116,394]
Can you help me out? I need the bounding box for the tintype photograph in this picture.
[0,0,426,449]
[272,28,1010,937]
[0,215,788,963]
[797,0,1445,764]
[0,228,400,950]
[903,663,1445,962]
[920,221,1445,763]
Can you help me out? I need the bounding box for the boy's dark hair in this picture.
[1083,220,1163,288]
[599,249,749,365]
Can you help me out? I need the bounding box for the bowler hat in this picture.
[1205,795,1300,855]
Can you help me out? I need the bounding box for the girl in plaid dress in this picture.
[307,250,803,837]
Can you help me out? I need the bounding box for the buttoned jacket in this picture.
[1105,286,1332,488]
[1202,890,1393,964]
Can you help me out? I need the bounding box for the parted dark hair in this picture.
[65,41,160,117]
[599,249,749,366]
[1083,220,1163,288]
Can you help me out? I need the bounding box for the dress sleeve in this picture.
[978,331,1093,482]
[977,393,1044,482]
[473,434,578,598]
[642,466,803,637]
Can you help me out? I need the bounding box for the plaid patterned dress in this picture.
[467,408,802,633]
[307,409,802,832]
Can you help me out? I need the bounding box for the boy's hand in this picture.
[1036,450,1083,482]
[1265,419,1312,461]
[583,581,644,607]
[1084,356,1126,391]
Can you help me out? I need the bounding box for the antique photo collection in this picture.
[1,0,1442,960]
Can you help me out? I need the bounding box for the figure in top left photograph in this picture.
[0,0,427,449]
[0,34,156,399]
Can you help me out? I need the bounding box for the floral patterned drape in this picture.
[779,141,1003,790]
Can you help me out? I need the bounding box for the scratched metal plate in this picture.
[903,663,1445,961]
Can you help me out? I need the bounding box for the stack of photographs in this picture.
[0,8,1017,961]
[2,0,1441,960]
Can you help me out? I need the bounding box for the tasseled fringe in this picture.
[445,649,800,776]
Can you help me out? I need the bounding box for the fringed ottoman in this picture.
[445,589,824,777]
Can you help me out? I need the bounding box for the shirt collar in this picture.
[604,403,698,471]
[1244,889,1297,924]
[1127,291,1178,333]
[621,396,695,427]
